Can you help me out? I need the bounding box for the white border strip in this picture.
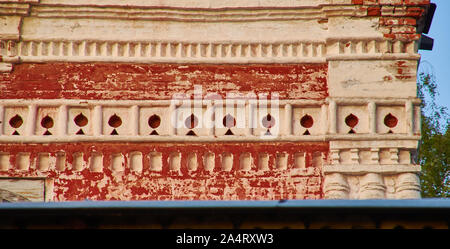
[323,164,421,174]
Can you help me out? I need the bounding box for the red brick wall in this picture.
[0,63,328,100]
[352,0,429,41]
[0,142,327,200]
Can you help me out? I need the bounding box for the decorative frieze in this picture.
[323,138,421,199]
[0,142,327,200]
[0,148,325,174]
[359,173,387,199]
[324,171,421,200]
[1,39,327,65]
[395,173,421,199]
[326,38,419,60]
[0,98,421,143]
[0,38,422,66]
[324,173,350,199]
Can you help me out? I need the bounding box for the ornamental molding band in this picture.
[0,0,433,201]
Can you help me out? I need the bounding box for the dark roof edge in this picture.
[422,2,437,34]
[418,2,436,50]
[1,199,450,210]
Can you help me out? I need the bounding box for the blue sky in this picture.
[418,0,450,116]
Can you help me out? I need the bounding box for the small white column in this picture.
[57,104,68,136]
[79,41,87,57]
[330,149,340,165]
[48,41,54,56]
[26,104,37,136]
[359,173,386,199]
[67,41,74,57]
[207,101,215,136]
[284,104,293,135]
[37,41,43,57]
[58,41,64,57]
[324,173,350,199]
[350,148,359,165]
[329,100,337,134]
[176,43,183,58]
[169,101,178,136]
[370,148,380,165]
[28,41,35,56]
[123,42,130,57]
[0,105,4,136]
[112,43,119,57]
[390,148,399,164]
[395,173,421,199]
[414,105,421,135]
[246,101,256,136]
[156,42,162,57]
[368,101,376,134]
[93,105,103,136]
[321,104,328,134]
[405,100,414,136]
[130,105,139,136]
[135,42,142,57]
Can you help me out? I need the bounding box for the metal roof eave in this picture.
[1,199,449,211]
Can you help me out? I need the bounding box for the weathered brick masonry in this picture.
[0,62,328,200]
[0,142,327,201]
[0,63,328,100]
[0,0,432,201]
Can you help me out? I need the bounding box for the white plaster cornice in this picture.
[37,0,337,9]
[29,5,327,22]
[1,1,365,22]
[0,1,424,66]
[323,164,421,174]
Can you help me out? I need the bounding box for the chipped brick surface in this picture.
[0,142,328,200]
[0,63,328,100]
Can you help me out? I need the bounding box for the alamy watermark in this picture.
[170,85,280,139]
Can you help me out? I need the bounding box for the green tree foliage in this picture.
[417,73,450,198]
